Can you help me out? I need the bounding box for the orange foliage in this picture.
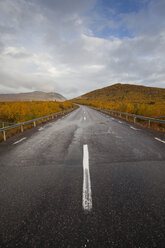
[0,101,74,123]
[74,84,165,118]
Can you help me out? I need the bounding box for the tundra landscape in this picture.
[0,0,165,247]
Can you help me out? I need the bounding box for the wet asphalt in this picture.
[0,105,165,248]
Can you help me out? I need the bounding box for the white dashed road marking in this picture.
[84,117,86,121]
[155,137,165,144]
[107,127,112,134]
[130,126,140,131]
[13,137,26,145]
[82,144,92,212]
[38,127,44,131]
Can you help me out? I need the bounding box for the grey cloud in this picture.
[0,0,165,98]
[0,0,45,34]
[6,52,31,59]
[34,0,97,15]
[121,0,165,35]
[0,69,57,93]
[0,41,4,52]
[0,25,16,35]
[4,50,31,59]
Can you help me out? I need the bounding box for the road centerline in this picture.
[82,144,92,212]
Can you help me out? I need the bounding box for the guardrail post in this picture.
[148,120,151,128]
[3,130,6,141]
[134,117,136,123]
[0,109,75,142]
[21,125,24,132]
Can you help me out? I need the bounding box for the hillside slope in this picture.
[0,91,66,102]
[75,83,165,117]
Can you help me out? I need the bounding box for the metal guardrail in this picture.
[0,121,17,125]
[0,121,17,128]
[0,108,74,141]
[94,107,165,127]
[155,116,165,119]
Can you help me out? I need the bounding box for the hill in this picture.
[0,91,66,102]
[74,83,165,117]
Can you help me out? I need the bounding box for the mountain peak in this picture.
[0,91,66,102]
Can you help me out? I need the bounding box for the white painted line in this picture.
[115,135,122,139]
[84,117,86,121]
[111,118,114,120]
[107,127,112,134]
[155,137,165,144]
[82,144,92,212]
[118,121,122,124]
[130,126,140,131]
[13,137,26,145]
[38,127,44,131]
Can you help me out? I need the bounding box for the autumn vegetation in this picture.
[74,83,165,131]
[0,101,74,124]
[0,101,75,141]
[0,83,165,141]
[74,83,165,118]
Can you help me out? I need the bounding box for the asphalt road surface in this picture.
[0,106,165,248]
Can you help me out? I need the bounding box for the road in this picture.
[0,105,165,248]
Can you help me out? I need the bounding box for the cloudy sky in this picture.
[0,0,165,98]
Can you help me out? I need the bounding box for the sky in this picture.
[0,0,165,98]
